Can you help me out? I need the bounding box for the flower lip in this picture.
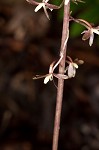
[81,30,91,41]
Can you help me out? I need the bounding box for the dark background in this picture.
[0,0,99,149]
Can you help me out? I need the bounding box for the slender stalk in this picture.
[52,1,70,150]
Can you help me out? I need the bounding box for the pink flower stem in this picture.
[52,1,70,150]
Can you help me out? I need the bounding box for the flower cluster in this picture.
[32,61,68,84]
[33,56,84,84]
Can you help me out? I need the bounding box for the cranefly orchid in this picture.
[33,55,68,84]
[33,56,84,84]
[26,0,63,19]
[65,56,84,78]
[71,17,99,46]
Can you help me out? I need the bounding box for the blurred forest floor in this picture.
[0,0,99,150]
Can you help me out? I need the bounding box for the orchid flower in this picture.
[71,18,99,46]
[65,56,84,78]
[81,27,99,46]
[26,0,63,20]
[33,55,68,84]
[67,61,78,78]
[34,0,51,20]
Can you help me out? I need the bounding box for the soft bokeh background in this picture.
[0,0,99,149]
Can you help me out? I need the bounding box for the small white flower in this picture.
[34,0,51,19]
[72,18,99,46]
[66,56,84,78]
[82,27,99,46]
[33,56,70,84]
[26,0,63,20]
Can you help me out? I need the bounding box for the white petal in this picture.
[34,3,44,12]
[43,5,50,19]
[44,0,49,2]
[49,8,53,11]
[81,30,87,34]
[89,33,94,46]
[92,28,99,35]
[65,0,69,5]
[73,69,76,77]
[68,63,76,78]
[44,76,50,84]
[44,74,52,84]
[73,63,78,69]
